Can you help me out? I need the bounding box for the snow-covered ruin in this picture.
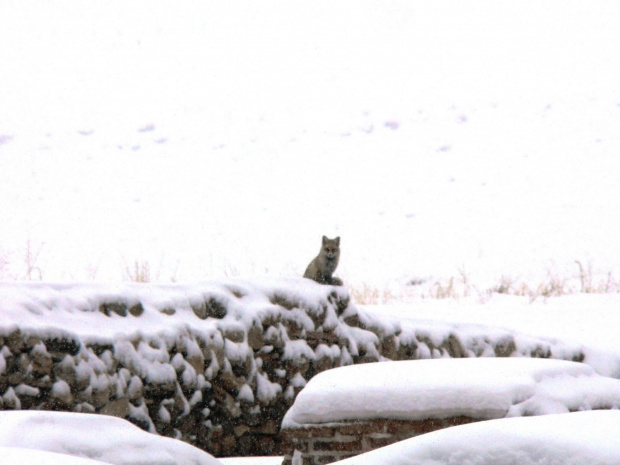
[281,358,620,464]
[0,279,603,457]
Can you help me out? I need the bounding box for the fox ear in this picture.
[335,236,340,246]
[322,235,328,244]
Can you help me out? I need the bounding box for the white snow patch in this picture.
[256,372,282,404]
[238,384,255,403]
[14,384,40,397]
[0,447,111,465]
[50,380,71,399]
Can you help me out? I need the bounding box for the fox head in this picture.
[321,236,340,260]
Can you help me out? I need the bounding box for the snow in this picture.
[334,410,620,465]
[1,3,620,463]
[282,358,620,427]
[0,278,330,344]
[0,410,222,465]
[0,1,619,288]
[219,459,282,465]
[363,293,620,377]
[0,447,111,465]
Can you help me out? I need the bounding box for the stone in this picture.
[220,435,237,456]
[186,353,205,375]
[43,336,81,356]
[6,329,25,353]
[441,334,467,358]
[92,383,111,408]
[234,424,251,437]
[128,302,144,316]
[224,329,245,344]
[100,397,130,418]
[206,297,228,319]
[99,301,128,317]
[144,380,176,400]
[247,325,264,350]
[191,301,207,319]
[381,335,398,360]
[30,343,53,376]
[494,336,517,357]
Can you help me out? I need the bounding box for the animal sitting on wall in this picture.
[303,236,343,286]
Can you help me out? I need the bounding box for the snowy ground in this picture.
[1,1,620,288]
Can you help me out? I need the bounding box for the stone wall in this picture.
[0,280,587,457]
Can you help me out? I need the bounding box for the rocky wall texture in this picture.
[0,280,587,457]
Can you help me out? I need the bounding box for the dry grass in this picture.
[349,261,620,305]
[348,282,396,305]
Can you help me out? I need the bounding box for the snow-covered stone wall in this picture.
[0,279,588,457]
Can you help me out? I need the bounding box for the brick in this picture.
[312,439,362,452]
[284,426,336,439]
[289,442,309,453]
[368,436,396,449]
[281,440,295,455]
[316,456,339,465]
[386,420,422,435]
[337,421,375,436]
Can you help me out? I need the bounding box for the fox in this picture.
[304,236,343,286]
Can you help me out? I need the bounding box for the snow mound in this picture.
[283,358,620,427]
[334,410,620,465]
[0,446,111,465]
[0,410,222,465]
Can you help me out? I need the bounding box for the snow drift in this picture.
[0,410,221,465]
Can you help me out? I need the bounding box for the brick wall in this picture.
[281,417,479,465]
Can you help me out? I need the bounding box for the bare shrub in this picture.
[23,238,44,281]
[124,260,151,283]
[348,283,395,305]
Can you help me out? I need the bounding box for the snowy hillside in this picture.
[1,1,619,289]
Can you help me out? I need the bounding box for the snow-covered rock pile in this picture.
[282,358,620,465]
[0,279,590,456]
